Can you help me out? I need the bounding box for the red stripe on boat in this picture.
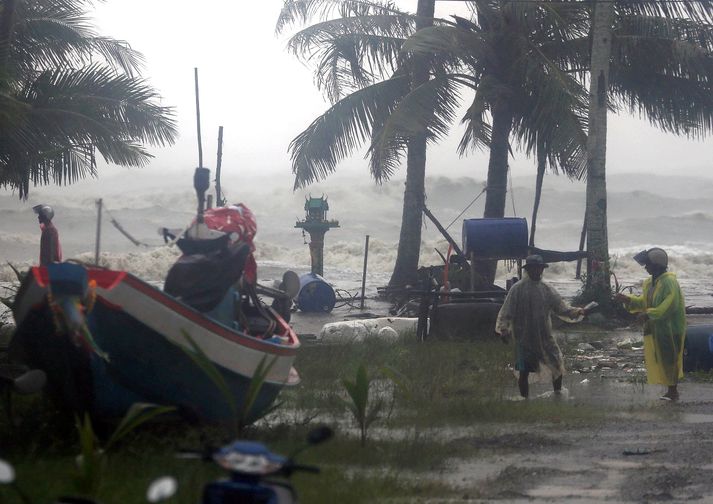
[32,267,126,290]
[120,273,297,356]
[32,266,299,356]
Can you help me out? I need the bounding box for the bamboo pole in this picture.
[423,206,466,261]
[194,68,203,168]
[576,210,587,279]
[360,235,370,310]
[215,126,224,206]
[94,198,102,265]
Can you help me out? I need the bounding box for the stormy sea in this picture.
[2,171,713,311]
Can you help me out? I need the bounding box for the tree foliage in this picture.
[0,0,177,198]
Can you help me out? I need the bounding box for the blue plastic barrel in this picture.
[297,273,336,313]
[462,218,528,259]
[684,325,713,372]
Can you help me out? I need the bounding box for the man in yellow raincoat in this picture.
[617,248,686,401]
[496,255,585,398]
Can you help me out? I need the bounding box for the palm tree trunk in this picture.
[0,0,18,77]
[483,100,513,219]
[388,0,434,289]
[476,98,514,284]
[529,144,546,248]
[584,0,613,293]
[389,134,427,288]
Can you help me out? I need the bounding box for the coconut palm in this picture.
[582,0,713,292]
[0,0,177,198]
[280,0,590,285]
[278,0,447,288]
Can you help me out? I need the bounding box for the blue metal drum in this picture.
[462,218,529,259]
[297,273,336,313]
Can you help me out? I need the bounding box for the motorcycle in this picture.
[1,426,332,504]
[181,425,334,504]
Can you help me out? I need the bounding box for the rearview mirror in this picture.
[147,476,177,502]
[0,458,15,484]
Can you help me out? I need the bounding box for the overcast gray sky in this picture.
[91,0,712,183]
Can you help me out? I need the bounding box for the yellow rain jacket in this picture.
[626,272,686,386]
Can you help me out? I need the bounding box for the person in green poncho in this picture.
[617,248,686,401]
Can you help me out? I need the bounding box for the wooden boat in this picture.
[11,262,300,423]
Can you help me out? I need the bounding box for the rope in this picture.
[102,204,154,248]
[509,168,517,217]
[444,186,487,232]
[333,288,364,310]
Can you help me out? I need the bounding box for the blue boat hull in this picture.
[12,265,300,424]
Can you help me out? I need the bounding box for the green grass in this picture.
[686,368,713,383]
[1,338,607,503]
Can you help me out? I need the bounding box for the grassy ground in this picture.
[0,337,606,504]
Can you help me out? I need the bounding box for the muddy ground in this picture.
[292,308,713,503]
[432,315,713,503]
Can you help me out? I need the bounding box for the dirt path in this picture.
[431,392,713,502]
[431,316,713,503]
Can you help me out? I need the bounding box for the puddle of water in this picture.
[681,413,713,424]
[596,459,644,470]
[535,388,573,400]
[527,485,617,499]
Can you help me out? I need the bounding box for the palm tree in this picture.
[365,1,590,282]
[278,0,589,286]
[581,0,713,293]
[0,0,177,198]
[277,0,439,288]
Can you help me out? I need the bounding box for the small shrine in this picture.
[295,196,339,276]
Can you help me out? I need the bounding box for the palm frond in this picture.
[309,32,407,101]
[368,74,462,181]
[610,13,713,139]
[458,82,492,155]
[611,67,713,138]
[0,64,176,197]
[401,24,485,65]
[289,75,410,188]
[12,0,144,76]
[615,0,713,24]
[276,0,406,35]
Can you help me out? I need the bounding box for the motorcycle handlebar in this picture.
[175,449,214,461]
[285,463,320,475]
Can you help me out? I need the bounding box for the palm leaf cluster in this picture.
[0,0,177,198]
[280,0,713,187]
[278,0,594,191]
[279,0,713,286]
[609,9,713,139]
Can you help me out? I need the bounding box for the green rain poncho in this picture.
[496,275,582,379]
[626,272,686,386]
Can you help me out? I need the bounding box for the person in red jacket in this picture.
[33,204,62,265]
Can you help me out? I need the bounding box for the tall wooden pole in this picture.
[360,235,370,310]
[584,0,614,292]
[215,126,224,206]
[529,143,546,248]
[194,68,203,169]
[575,210,587,279]
[94,198,102,265]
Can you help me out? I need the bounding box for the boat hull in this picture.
[12,265,300,423]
